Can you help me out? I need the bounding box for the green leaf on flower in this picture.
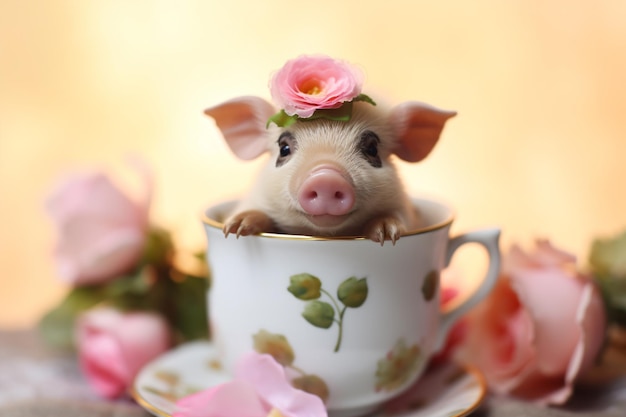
[103,266,162,312]
[170,274,210,342]
[105,268,152,298]
[141,225,174,267]
[595,276,626,327]
[589,230,626,327]
[337,277,368,308]
[302,301,335,329]
[589,229,626,280]
[38,286,106,350]
[267,110,299,128]
[306,102,353,123]
[267,94,376,128]
[353,93,377,106]
[288,273,322,300]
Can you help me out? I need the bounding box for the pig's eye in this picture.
[276,132,296,167]
[365,142,378,157]
[359,131,382,168]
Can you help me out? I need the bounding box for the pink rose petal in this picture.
[565,282,607,385]
[174,352,327,417]
[174,381,268,417]
[270,55,363,118]
[78,332,128,399]
[236,353,327,417]
[509,268,581,376]
[45,163,151,285]
[76,308,171,399]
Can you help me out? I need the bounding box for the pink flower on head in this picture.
[270,55,364,118]
[76,307,171,399]
[174,352,327,417]
[459,239,607,405]
[45,161,152,286]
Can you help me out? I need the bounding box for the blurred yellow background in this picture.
[1,0,625,328]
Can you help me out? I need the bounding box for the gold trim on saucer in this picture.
[130,355,488,417]
[454,364,488,417]
[130,386,173,417]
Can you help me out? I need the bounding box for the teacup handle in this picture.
[435,228,501,351]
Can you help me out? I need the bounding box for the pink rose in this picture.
[270,55,364,118]
[76,307,171,399]
[45,163,152,285]
[174,352,327,417]
[459,240,607,405]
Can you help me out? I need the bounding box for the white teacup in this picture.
[203,197,500,417]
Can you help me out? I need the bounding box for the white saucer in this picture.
[132,341,486,417]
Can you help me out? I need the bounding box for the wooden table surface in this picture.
[2,329,625,417]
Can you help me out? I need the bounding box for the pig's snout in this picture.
[298,167,355,217]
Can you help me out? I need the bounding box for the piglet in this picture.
[205,97,455,244]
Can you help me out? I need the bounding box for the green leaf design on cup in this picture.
[337,277,368,307]
[292,374,330,403]
[252,329,295,366]
[421,270,439,302]
[288,273,322,300]
[288,273,368,352]
[252,330,331,403]
[302,301,335,328]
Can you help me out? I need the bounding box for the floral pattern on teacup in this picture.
[421,270,439,301]
[252,329,295,366]
[287,273,368,352]
[253,329,330,403]
[375,338,423,392]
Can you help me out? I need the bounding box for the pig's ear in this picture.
[389,102,457,162]
[204,96,276,160]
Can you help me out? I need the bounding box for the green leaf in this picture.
[170,275,210,342]
[141,225,174,266]
[104,268,152,298]
[103,266,163,312]
[337,277,368,308]
[288,273,322,300]
[589,230,626,280]
[596,278,626,327]
[421,270,439,302]
[589,230,626,327]
[302,301,335,329]
[353,93,377,106]
[267,110,298,128]
[38,286,106,350]
[306,102,353,123]
[267,95,376,129]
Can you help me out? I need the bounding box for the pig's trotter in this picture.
[365,216,405,246]
[223,210,273,238]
